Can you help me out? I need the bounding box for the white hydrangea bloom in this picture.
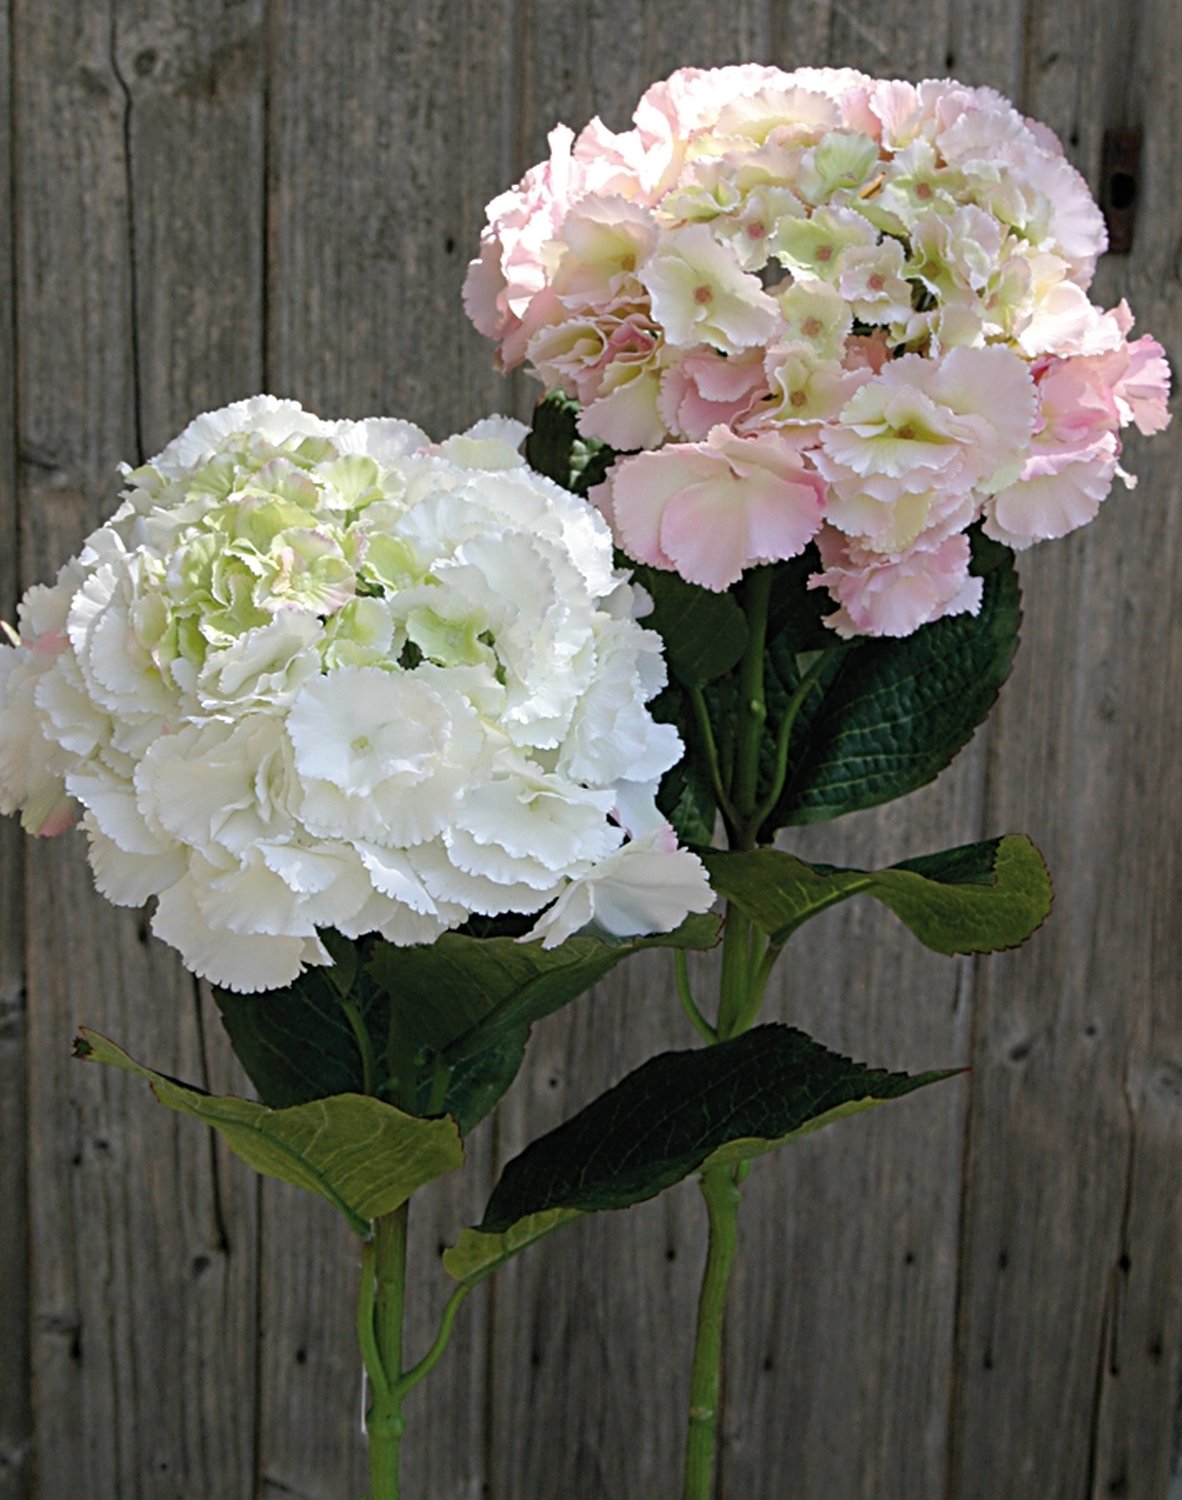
[0,398,711,990]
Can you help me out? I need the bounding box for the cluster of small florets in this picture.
[466,65,1171,636]
[0,398,711,990]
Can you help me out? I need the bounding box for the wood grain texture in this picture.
[261,6,517,1493]
[14,3,263,1496]
[485,11,780,1497]
[947,0,1182,1493]
[0,0,30,1492]
[5,2,1181,1496]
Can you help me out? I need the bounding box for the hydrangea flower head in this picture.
[467,66,1171,637]
[0,398,712,991]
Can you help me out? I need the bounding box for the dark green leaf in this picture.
[649,684,718,845]
[758,534,1021,831]
[633,565,749,686]
[523,390,616,497]
[218,916,720,1134]
[215,954,388,1110]
[74,1029,464,1235]
[368,915,721,1074]
[443,1024,953,1277]
[704,834,1052,953]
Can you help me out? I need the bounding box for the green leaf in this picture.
[759,534,1021,831]
[443,1207,583,1286]
[633,565,749,686]
[445,1024,953,1276]
[523,390,616,497]
[218,916,720,1133]
[215,952,389,1110]
[368,915,722,1074]
[73,1029,464,1235]
[703,835,1052,954]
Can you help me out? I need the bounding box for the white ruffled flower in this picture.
[0,399,704,991]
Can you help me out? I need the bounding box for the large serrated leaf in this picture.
[216,916,720,1132]
[760,535,1021,831]
[444,1025,953,1278]
[703,834,1052,953]
[74,1029,464,1235]
[369,916,722,1072]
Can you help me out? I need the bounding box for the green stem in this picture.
[676,950,718,1044]
[342,997,379,1098]
[363,1205,409,1500]
[744,648,836,845]
[682,1163,742,1500]
[689,684,739,832]
[716,902,760,1041]
[734,568,774,829]
[395,1283,472,1398]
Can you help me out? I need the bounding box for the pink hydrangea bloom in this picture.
[596,427,826,591]
[811,527,981,639]
[468,64,1171,637]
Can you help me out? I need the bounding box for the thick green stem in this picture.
[734,568,774,829]
[683,1163,742,1500]
[363,1205,409,1500]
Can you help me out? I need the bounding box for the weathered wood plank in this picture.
[482,12,799,1498]
[726,782,984,1500]
[717,16,1037,1493]
[262,5,517,1494]
[15,2,265,1495]
[949,0,1182,1489]
[0,2,30,1493]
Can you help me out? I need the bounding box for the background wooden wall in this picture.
[2,2,1180,1496]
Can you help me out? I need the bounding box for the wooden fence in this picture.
[2,2,1180,1496]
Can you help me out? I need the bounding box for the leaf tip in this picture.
[71,1030,95,1061]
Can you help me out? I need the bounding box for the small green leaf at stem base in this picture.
[73,1029,464,1235]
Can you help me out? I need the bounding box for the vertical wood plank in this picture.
[0,1,30,1494]
[15,2,265,1495]
[724,16,1018,1500]
[263,5,516,1493]
[724,780,983,1500]
[485,11,781,1498]
[949,0,1182,1490]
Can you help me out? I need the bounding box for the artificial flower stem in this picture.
[364,1203,410,1500]
[676,949,718,1044]
[682,1162,743,1500]
[342,997,379,1098]
[689,684,740,833]
[716,903,759,1041]
[395,1283,473,1398]
[734,567,775,831]
[744,647,841,844]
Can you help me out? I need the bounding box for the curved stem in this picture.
[356,1240,389,1403]
[676,950,718,1044]
[342,997,379,1098]
[744,648,837,845]
[689,684,740,832]
[395,1283,473,1399]
[682,1163,742,1500]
